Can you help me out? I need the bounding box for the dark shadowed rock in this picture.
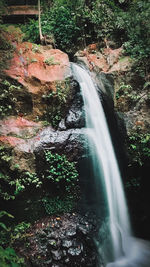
[13,213,100,267]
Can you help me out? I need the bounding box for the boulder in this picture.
[3,42,72,120]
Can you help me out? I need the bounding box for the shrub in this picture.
[0,211,25,266]
[44,151,78,188]
[42,195,76,215]
[0,80,22,119]
[0,147,41,201]
[127,132,150,166]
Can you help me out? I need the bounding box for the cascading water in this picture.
[72,63,150,266]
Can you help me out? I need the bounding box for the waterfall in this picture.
[72,63,150,266]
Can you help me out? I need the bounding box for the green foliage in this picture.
[0,28,14,73]
[0,170,41,201]
[42,195,76,215]
[127,132,150,166]
[0,211,24,266]
[0,34,12,51]
[0,146,12,165]
[0,147,42,200]
[44,151,78,186]
[42,79,70,128]
[30,58,38,63]
[21,0,90,52]
[0,1,6,23]
[41,1,80,51]
[125,177,141,192]
[10,222,30,243]
[116,82,132,100]
[12,172,42,196]
[44,56,60,66]
[0,246,24,266]
[0,211,14,232]
[1,0,150,61]
[31,44,41,53]
[0,80,22,119]
[122,1,150,59]
[21,19,39,43]
[115,82,140,110]
[0,144,43,201]
[90,0,119,40]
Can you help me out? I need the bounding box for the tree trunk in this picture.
[38,0,44,43]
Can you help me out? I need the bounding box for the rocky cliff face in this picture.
[0,36,86,172]
[0,30,87,224]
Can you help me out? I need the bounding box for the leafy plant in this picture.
[0,168,41,201]
[0,80,22,119]
[11,222,31,243]
[44,56,60,65]
[0,210,24,266]
[0,211,14,232]
[115,82,140,111]
[32,44,41,53]
[127,132,150,166]
[42,195,76,215]
[44,151,78,186]
[0,246,24,266]
[21,19,39,43]
[42,79,71,128]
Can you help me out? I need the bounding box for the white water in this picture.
[72,63,150,266]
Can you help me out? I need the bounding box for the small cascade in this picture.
[72,63,150,266]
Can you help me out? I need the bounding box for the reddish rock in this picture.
[75,45,132,74]
[0,116,43,172]
[3,41,71,120]
[109,56,132,73]
[0,136,25,147]
[5,43,70,89]
[0,117,42,138]
[103,47,122,67]
[87,53,109,72]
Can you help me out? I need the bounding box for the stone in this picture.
[62,240,73,248]
[51,249,62,261]
[68,247,82,256]
[12,213,99,266]
[65,228,76,237]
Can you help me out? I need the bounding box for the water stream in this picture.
[72,63,150,266]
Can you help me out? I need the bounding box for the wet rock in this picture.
[65,228,76,237]
[58,119,66,131]
[38,230,47,238]
[34,128,86,164]
[13,213,99,267]
[64,92,85,129]
[62,240,73,248]
[68,247,82,256]
[51,249,62,261]
[77,224,90,235]
[45,258,52,265]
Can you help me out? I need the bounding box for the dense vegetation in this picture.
[18,0,150,60]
